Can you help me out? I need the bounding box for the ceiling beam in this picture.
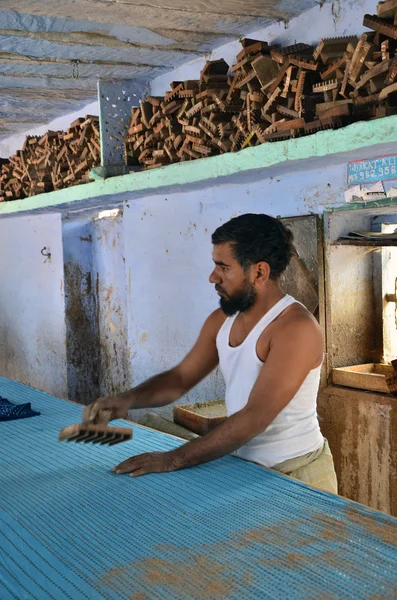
[0,1,286,36]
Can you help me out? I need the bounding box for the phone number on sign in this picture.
[348,156,397,185]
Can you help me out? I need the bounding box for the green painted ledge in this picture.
[2,114,397,216]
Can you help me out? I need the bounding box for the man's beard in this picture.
[216,282,257,316]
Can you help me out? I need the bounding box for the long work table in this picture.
[0,376,396,599]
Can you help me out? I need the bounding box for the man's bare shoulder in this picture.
[207,308,228,329]
[202,308,228,338]
[273,302,324,359]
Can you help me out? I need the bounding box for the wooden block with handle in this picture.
[59,423,133,446]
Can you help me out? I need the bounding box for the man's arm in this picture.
[82,309,226,423]
[114,314,324,476]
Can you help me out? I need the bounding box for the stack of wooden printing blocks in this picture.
[0,115,101,202]
[124,1,397,170]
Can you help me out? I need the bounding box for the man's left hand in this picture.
[113,451,180,478]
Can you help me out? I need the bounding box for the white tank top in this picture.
[216,294,324,468]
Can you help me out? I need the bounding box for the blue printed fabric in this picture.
[0,395,40,421]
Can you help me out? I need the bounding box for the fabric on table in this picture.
[0,395,40,421]
[0,376,396,600]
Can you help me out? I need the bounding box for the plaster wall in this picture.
[91,210,132,399]
[62,216,100,404]
[0,213,68,397]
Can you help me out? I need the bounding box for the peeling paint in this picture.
[64,261,101,404]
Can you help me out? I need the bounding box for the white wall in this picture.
[0,213,68,397]
[91,210,132,398]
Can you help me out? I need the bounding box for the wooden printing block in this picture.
[263,129,296,142]
[313,36,358,62]
[199,122,215,138]
[320,55,348,81]
[280,66,294,98]
[349,34,376,82]
[378,0,397,20]
[140,102,153,128]
[248,91,264,104]
[185,101,203,119]
[177,100,189,119]
[200,117,217,134]
[271,43,313,64]
[236,39,270,62]
[251,55,279,87]
[146,96,161,107]
[162,101,181,115]
[201,103,218,115]
[226,73,242,101]
[312,79,339,94]
[200,59,229,82]
[274,117,305,132]
[263,86,282,115]
[363,14,397,40]
[128,123,144,135]
[316,99,352,114]
[355,59,391,90]
[381,40,390,61]
[386,57,397,84]
[294,71,307,113]
[289,57,318,71]
[69,117,85,130]
[59,423,133,446]
[236,70,258,89]
[192,143,212,155]
[375,106,397,118]
[369,73,389,93]
[379,81,397,100]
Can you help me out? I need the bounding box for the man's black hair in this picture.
[211,213,294,280]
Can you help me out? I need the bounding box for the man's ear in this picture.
[252,261,271,287]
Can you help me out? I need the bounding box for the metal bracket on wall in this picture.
[93,80,147,179]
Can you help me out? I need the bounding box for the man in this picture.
[83,213,338,494]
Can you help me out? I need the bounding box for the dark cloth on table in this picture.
[0,396,40,421]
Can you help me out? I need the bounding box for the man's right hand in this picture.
[82,395,131,425]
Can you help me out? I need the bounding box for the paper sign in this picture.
[347,155,397,186]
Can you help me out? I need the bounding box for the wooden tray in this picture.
[173,400,227,436]
[332,363,395,393]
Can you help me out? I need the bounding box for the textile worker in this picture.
[83,213,338,494]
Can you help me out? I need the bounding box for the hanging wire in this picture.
[71,59,80,80]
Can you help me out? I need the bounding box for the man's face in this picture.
[209,242,256,316]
